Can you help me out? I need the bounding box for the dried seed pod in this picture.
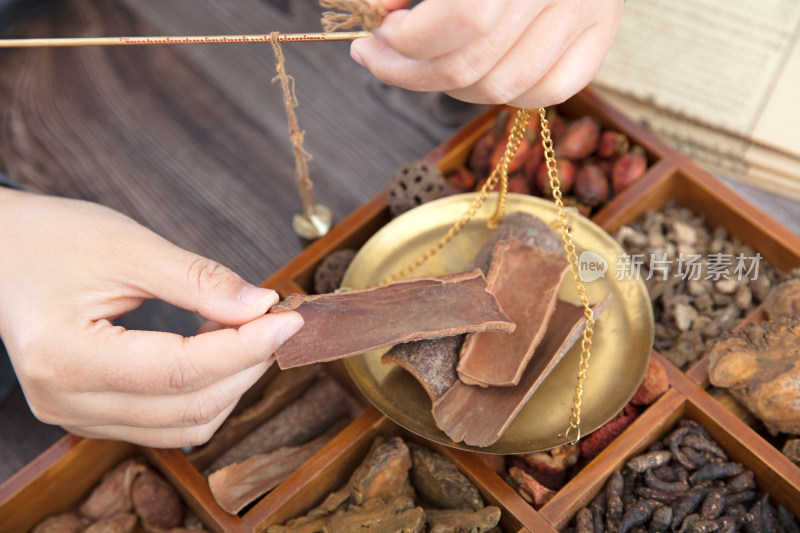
[672,489,712,530]
[700,490,725,520]
[131,469,184,529]
[643,469,689,493]
[606,471,625,533]
[677,513,700,533]
[681,435,727,460]
[314,249,357,294]
[686,519,721,533]
[387,160,449,216]
[778,505,800,533]
[619,499,659,533]
[726,471,755,493]
[668,426,695,469]
[689,463,744,485]
[649,505,672,533]
[626,451,672,474]
[634,487,684,504]
[723,490,756,508]
[576,507,596,533]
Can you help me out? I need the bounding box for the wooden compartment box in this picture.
[3,87,800,532]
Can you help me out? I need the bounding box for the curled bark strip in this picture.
[274,270,514,369]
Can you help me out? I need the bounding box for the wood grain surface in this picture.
[0,0,482,483]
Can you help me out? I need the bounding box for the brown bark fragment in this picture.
[378,211,563,401]
[432,295,611,447]
[273,270,515,369]
[457,237,570,387]
[189,366,321,471]
[407,442,483,510]
[382,336,462,401]
[206,376,353,474]
[426,506,501,533]
[322,496,426,533]
[209,422,345,514]
[349,436,413,504]
[708,317,800,435]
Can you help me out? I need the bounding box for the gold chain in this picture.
[538,108,595,443]
[379,107,595,443]
[377,108,533,286]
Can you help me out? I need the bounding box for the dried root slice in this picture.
[382,336,462,401]
[432,295,611,447]
[408,442,483,511]
[348,436,413,504]
[323,496,426,533]
[426,506,501,533]
[83,513,137,533]
[79,458,147,521]
[457,237,569,387]
[32,513,85,533]
[273,270,514,369]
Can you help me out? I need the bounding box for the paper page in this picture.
[751,37,800,156]
[594,0,800,137]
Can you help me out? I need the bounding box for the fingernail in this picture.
[239,286,278,308]
[350,46,365,67]
[278,316,304,344]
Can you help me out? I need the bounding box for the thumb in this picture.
[132,239,278,326]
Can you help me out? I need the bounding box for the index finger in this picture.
[78,310,303,394]
[375,0,508,60]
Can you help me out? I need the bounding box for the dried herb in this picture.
[273,270,514,369]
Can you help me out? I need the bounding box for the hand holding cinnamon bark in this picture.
[0,189,303,447]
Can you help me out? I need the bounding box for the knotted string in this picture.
[270,31,316,219]
[320,0,387,31]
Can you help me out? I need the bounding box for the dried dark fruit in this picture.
[535,158,576,196]
[313,248,356,294]
[446,166,477,192]
[596,130,630,159]
[556,117,601,159]
[573,164,610,207]
[611,146,647,194]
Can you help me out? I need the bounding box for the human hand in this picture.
[0,189,303,447]
[350,0,623,108]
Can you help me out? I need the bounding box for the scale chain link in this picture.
[538,107,595,443]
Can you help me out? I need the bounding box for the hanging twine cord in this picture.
[320,0,387,31]
[270,31,316,218]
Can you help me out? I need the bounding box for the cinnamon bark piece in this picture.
[432,295,612,447]
[380,212,563,400]
[457,237,570,387]
[382,336,463,401]
[209,421,346,514]
[189,366,321,471]
[206,376,353,474]
[273,270,515,369]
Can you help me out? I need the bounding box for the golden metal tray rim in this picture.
[341,193,655,454]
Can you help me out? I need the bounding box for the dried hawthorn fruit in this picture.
[630,357,669,405]
[611,146,647,193]
[573,164,610,207]
[597,130,630,159]
[535,158,575,196]
[556,116,600,159]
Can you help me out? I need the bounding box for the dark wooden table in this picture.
[2,0,800,486]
